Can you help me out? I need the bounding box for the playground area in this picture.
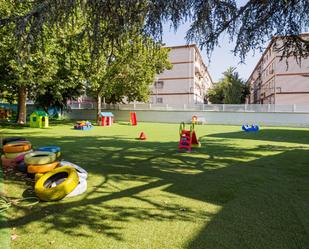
[0,122,309,249]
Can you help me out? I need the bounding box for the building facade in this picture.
[150,45,213,106]
[247,34,309,104]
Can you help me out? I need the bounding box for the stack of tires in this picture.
[1,138,88,202]
[1,138,33,169]
[23,149,88,201]
[24,151,59,175]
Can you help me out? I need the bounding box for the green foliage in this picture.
[207,85,225,104]
[0,2,86,116]
[33,31,87,111]
[1,1,309,60]
[103,39,172,104]
[0,2,61,123]
[208,67,249,104]
[0,2,171,122]
[84,36,172,104]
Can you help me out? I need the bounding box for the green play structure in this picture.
[29,111,49,128]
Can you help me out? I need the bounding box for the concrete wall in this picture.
[66,109,309,127]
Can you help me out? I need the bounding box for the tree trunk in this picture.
[96,94,102,124]
[17,85,27,124]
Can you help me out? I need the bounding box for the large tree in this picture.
[0,2,171,123]
[84,36,171,120]
[33,32,87,113]
[0,2,87,123]
[0,29,58,124]
[0,1,308,60]
[0,1,60,124]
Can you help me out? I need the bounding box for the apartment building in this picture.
[150,44,213,105]
[247,34,309,104]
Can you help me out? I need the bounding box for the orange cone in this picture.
[139,132,147,140]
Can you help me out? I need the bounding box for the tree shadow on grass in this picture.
[1,130,309,248]
[0,122,29,129]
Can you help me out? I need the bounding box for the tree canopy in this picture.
[208,67,249,104]
[0,0,308,60]
[82,35,171,118]
[0,1,172,123]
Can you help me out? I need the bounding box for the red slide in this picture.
[178,130,192,152]
[178,122,200,152]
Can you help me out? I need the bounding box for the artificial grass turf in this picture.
[0,122,309,249]
[0,165,10,249]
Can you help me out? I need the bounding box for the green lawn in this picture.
[1,122,309,249]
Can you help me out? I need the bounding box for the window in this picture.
[154,81,164,89]
[156,97,163,104]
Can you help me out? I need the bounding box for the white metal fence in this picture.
[68,102,309,113]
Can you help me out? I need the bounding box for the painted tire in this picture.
[66,177,87,198]
[34,166,79,201]
[2,137,26,146]
[27,161,60,174]
[1,155,17,168]
[35,173,44,183]
[24,151,56,165]
[5,150,33,159]
[59,161,88,179]
[3,142,32,153]
[17,161,28,173]
[37,146,60,153]
[36,146,61,158]
[15,150,33,164]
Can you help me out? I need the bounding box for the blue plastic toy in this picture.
[74,121,93,130]
[242,124,259,132]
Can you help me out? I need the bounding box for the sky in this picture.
[161,0,266,82]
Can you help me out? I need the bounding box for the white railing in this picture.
[69,102,95,110]
[68,103,309,113]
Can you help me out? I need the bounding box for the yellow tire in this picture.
[27,161,60,174]
[35,173,44,183]
[3,142,32,153]
[5,150,33,159]
[34,166,79,201]
[24,151,56,165]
